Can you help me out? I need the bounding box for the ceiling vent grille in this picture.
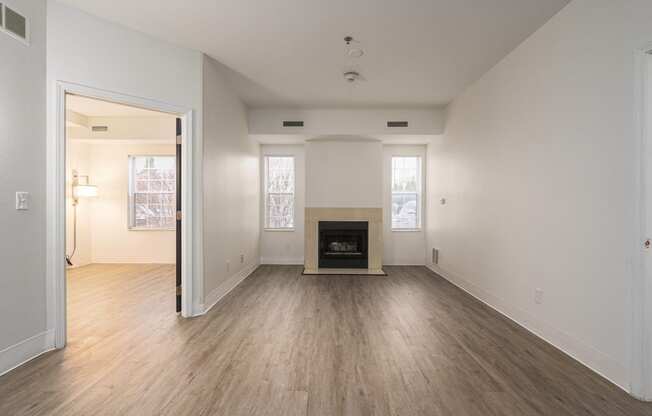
[387,121,409,128]
[283,121,304,127]
[2,4,28,43]
[91,126,109,132]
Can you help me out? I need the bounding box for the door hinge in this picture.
[176,286,182,296]
[176,135,182,145]
[176,211,182,221]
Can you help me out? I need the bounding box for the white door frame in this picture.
[48,81,195,349]
[633,44,652,401]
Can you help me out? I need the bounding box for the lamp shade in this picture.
[73,184,98,199]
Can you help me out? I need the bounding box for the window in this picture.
[264,156,295,229]
[128,156,176,230]
[391,156,421,230]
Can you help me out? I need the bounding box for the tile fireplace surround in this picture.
[304,207,384,275]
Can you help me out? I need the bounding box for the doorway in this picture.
[49,83,195,349]
[65,94,180,346]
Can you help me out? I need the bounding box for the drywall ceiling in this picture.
[58,0,569,108]
[67,95,174,118]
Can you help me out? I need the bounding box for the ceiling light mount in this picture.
[342,36,364,83]
[343,35,364,59]
[343,71,361,83]
[348,48,364,58]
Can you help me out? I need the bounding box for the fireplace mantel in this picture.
[304,207,383,275]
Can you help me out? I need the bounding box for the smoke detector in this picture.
[344,35,364,58]
[343,71,361,83]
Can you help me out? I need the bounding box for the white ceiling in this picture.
[58,0,569,108]
[67,95,174,118]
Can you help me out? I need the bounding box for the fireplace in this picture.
[318,221,368,269]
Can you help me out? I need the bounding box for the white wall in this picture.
[249,108,446,136]
[66,141,176,265]
[0,0,48,367]
[305,139,383,208]
[92,143,176,263]
[47,0,204,312]
[427,0,652,392]
[202,55,260,308]
[383,145,427,265]
[68,117,177,141]
[261,142,427,266]
[260,145,305,265]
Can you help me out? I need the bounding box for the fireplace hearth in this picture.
[318,221,368,269]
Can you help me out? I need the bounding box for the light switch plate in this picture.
[16,192,29,210]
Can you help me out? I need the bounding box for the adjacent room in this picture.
[2,0,652,415]
[63,95,181,347]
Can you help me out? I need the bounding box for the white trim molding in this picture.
[0,330,55,377]
[47,81,199,352]
[425,264,630,393]
[632,42,652,401]
[199,262,260,315]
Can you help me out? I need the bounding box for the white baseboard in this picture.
[199,262,259,315]
[0,330,55,377]
[425,263,630,393]
[260,257,304,265]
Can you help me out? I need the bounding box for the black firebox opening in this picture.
[318,221,368,269]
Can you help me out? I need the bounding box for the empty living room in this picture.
[3,0,652,415]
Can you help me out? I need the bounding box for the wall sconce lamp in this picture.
[66,170,98,266]
[72,172,98,205]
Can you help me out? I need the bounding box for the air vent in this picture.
[283,121,304,127]
[3,5,27,42]
[91,126,109,132]
[387,121,409,128]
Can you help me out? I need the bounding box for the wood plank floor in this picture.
[0,264,650,415]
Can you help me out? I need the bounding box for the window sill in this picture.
[264,228,295,232]
[391,228,422,233]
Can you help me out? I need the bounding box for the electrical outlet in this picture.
[240,254,244,264]
[226,261,230,273]
[432,248,439,264]
[535,288,544,304]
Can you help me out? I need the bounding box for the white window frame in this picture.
[264,155,295,231]
[128,154,177,231]
[391,155,422,231]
